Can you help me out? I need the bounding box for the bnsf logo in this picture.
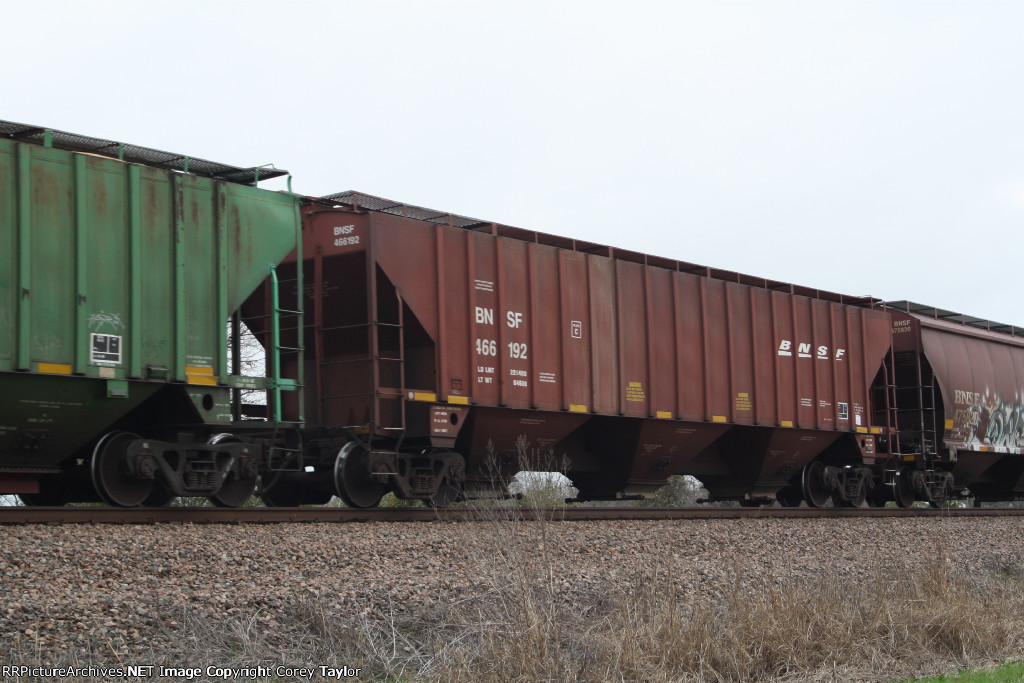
[777,340,846,360]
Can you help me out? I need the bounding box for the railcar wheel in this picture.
[427,477,461,508]
[832,480,866,508]
[207,434,258,508]
[91,431,154,507]
[867,483,890,508]
[801,461,830,508]
[928,480,950,509]
[211,480,257,507]
[334,442,386,509]
[893,467,915,508]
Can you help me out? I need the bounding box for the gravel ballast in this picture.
[2,516,1023,680]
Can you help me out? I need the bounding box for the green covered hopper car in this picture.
[0,121,302,506]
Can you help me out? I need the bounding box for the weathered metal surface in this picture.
[890,308,1024,497]
[284,193,896,499]
[891,311,1024,454]
[0,119,288,185]
[0,134,299,477]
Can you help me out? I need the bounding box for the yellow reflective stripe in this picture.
[780,420,794,428]
[186,366,217,386]
[569,404,588,413]
[447,395,470,405]
[411,391,437,402]
[712,415,727,423]
[38,363,72,375]
[856,427,868,433]
[656,411,673,419]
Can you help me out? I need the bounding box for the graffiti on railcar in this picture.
[950,388,1024,447]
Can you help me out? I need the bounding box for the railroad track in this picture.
[1,505,1023,524]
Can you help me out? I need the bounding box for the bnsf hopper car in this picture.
[244,191,1023,509]
[1,121,1022,508]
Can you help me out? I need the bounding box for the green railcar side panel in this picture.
[0,145,13,363]
[0,136,300,469]
[30,149,75,366]
[139,170,175,373]
[0,374,162,470]
[82,155,130,370]
[225,184,300,306]
[182,177,218,376]
[0,138,298,382]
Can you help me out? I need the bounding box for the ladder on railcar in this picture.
[875,346,940,460]
[898,334,940,458]
[262,264,306,471]
[873,350,902,456]
[314,278,407,449]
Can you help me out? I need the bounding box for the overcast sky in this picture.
[6,1,1022,325]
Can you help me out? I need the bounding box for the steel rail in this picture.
[0,506,1022,525]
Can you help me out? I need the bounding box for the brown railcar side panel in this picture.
[993,344,1021,407]
[922,326,1024,450]
[616,261,649,418]
[466,231,498,405]
[988,343,1019,420]
[676,272,706,421]
[498,238,530,409]
[588,256,618,415]
[530,244,561,411]
[926,331,976,437]
[792,299,816,428]
[760,429,843,485]
[703,280,730,422]
[812,299,834,430]
[831,305,852,431]
[771,291,796,427]
[863,309,895,402]
[374,217,439,344]
[332,210,896,456]
[725,282,755,426]
[647,268,676,418]
[889,311,921,354]
[558,251,590,412]
[846,308,867,428]
[441,229,469,400]
[459,408,589,469]
[628,421,731,484]
[751,288,776,425]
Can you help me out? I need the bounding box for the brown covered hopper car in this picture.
[884,303,1024,505]
[244,191,973,508]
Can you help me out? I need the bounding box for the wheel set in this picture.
[84,431,261,508]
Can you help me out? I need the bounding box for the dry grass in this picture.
[4,540,1023,683]
[395,520,1024,683]
[4,503,1024,682]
